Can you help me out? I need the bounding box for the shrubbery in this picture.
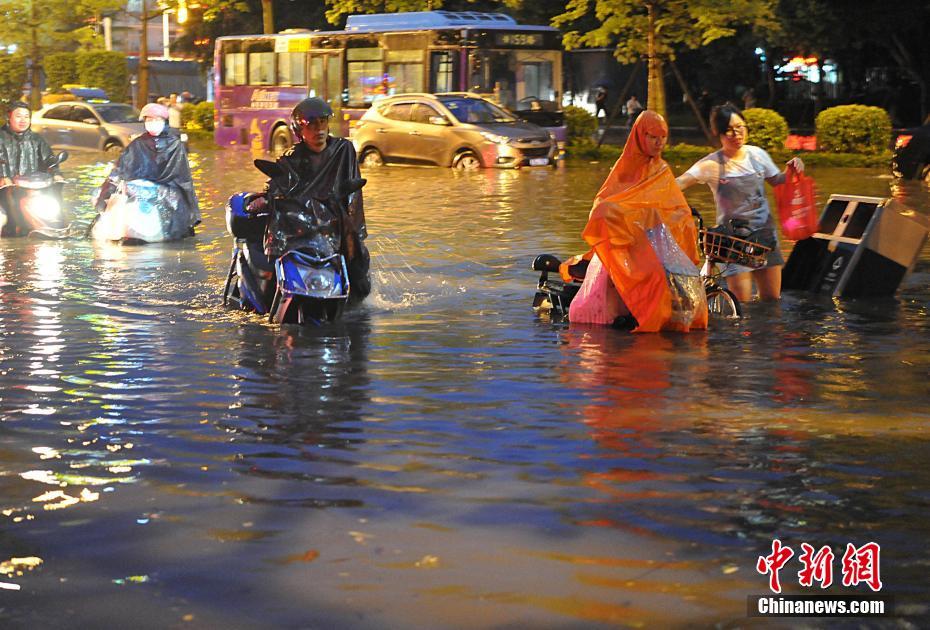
[0,54,27,106]
[44,52,79,93]
[564,105,598,141]
[815,105,891,154]
[76,51,129,103]
[182,101,214,131]
[742,107,789,152]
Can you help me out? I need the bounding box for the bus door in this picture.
[309,51,344,136]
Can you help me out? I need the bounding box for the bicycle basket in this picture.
[700,226,772,268]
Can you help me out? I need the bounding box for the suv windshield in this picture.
[438,97,516,124]
[95,104,140,124]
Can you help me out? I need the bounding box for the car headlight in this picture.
[480,132,510,145]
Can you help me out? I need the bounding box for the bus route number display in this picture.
[494,33,542,47]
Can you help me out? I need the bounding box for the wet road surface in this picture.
[0,145,928,627]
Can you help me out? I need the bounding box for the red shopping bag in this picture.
[774,168,818,241]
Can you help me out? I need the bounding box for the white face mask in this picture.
[145,119,166,136]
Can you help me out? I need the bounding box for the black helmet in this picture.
[290,97,334,137]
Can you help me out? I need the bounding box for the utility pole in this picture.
[29,0,41,109]
[139,0,149,106]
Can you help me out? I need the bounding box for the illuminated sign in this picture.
[494,33,542,47]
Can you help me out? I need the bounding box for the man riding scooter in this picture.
[0,102,64,236]
[248,97,371,300]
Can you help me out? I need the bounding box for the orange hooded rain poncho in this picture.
[567,110,708,332]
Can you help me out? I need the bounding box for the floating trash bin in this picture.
[782,194,930,297]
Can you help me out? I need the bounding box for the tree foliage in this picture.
[552,0,779,62]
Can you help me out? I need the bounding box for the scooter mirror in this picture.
[254,159,282,179]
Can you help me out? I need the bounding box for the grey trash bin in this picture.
[782,194,930,297]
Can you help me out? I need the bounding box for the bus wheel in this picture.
[452,150,481,170]
[270,126,292,157]
[361,148,384,168]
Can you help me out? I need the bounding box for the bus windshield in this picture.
[439,97,516,124]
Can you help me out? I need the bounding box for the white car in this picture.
[31,101,145,156]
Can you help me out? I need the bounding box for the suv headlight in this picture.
[479,131,510,145]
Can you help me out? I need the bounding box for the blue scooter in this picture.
[222,159,365,325]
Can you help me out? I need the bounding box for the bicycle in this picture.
[692,208,772,318]
[531,210,772,322]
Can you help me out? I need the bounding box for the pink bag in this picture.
[774,168,818,241]
[568,254,625,325]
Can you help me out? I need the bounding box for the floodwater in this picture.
[1,144,928,628]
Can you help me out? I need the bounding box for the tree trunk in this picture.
[646,2,666,118]
[139,0,149,107]
[669,59,714,145]
[29,0,40,109]
[262,0,274,34]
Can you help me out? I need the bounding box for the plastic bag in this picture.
[774,168,818,241]
[91,179,171,243]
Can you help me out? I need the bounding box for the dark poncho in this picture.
[266,136,370,298]
[0,125,57,179]
[112,128,200,234]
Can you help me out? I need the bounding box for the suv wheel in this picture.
[361,147,384,168]
[452,150,481,170]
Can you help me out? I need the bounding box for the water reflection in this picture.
[0,152,928,626]
[219,318,371,509]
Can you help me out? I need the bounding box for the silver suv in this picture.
[32,101,145,156]
[352,93,556,170]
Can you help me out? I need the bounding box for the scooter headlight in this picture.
[25,194,61,222]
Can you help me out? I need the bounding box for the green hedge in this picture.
[815,105,891,154]
[564,105,598,141]
[181,101,214,131]
[76,51,129,103]
[742,107,789,153]
[43,53,79,93]
[0,54,27,107]
[566,142,890,169]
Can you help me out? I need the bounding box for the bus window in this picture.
[277,52,306,86]
[385,50,424,94]
[430,51,457,93]
[309,55,324,98]
[249,52,275,85]
[347,47,384,106]
[224,53,247,86]
[521,62,553,102]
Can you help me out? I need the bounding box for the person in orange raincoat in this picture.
[561,110,708,332]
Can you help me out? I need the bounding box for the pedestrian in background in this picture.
[625,95,643,128]
[594,85,608,120]
[168,93,183,129]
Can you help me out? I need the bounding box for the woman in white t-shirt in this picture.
[676,103,802,302]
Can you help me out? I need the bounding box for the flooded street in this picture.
[1,144,929,627]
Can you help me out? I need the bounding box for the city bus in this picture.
[213,10,565,155]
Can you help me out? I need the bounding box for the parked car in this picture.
[892,122,930,180]
[31,101,144,156]
[352,93,557,170]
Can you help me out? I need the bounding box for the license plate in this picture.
[528,157,549,166]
